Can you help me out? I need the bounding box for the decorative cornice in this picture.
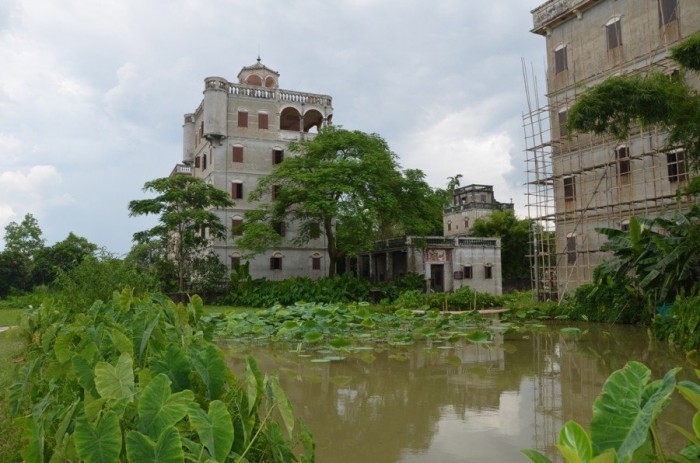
[531,0,600,35]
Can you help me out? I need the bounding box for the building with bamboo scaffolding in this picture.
[524,0,700,300]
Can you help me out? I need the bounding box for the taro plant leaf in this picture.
[189,344,227,400]
[110,328,134,357]
[149,345,191,392]
[73,355,97,397]
[245,356,263,415]
[557,420,592,463]
[139,313,161,362]
[328,337,352,349]
[16,415,44,463]
[521,449,553,463]
[303,330,323,343]
[465,330,491,344]
[678,380,700,410]
[268,375,295,439]
[125,427,185,463]
[590,361,679,463]
[187,400,234,462]
[137,373,194,440]
[94,352,135,402]
[74,411,122,463]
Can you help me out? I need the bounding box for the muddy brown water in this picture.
[222,323,694,463]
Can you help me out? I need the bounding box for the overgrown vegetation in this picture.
[4,288,312,462]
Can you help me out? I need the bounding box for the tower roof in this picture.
[237,57,280,86]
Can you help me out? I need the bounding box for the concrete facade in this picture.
[443,184,514,237]
[176,59,334,280]
[530,0,700,296]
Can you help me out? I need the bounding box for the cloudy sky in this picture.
[0,0,548,254]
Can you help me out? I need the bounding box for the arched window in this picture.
[280,107,301,131]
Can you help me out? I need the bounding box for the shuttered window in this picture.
[258,113,268,130]
[606,18,622,50]
[232,146,243,163]
[238,111,248,128]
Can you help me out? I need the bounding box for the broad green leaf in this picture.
[190,344,227,400]
[465,330,490,344]
[95,353,135,402]
[678,380,700,410]
[138,374,194,439]
[590,449,618,463]
[558,420,592,463]
[188,400,234,462]
[16,415,44,463]
[244,356,263,415]
[556,445,584,463]
[110,328,134,357]
[149,345,191,392]
[54,332,77,364]
[139,313,161,362]
[72,355,97,396]
[269,375,295,439]
[118,286,134,312]
[521,449,554,463]
[590,362,679,463]
[126,428,184,463]
[74,411,122,463]
[328,337,351,349]
[303,330,323,343]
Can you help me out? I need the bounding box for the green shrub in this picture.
[653,294,700,352]
[565,281,647,324]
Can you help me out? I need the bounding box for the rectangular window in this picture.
[258,113,268,130]
[567,236,577,264]
[606,19,622,50]
[232,146,243,163]
[194,156,201,168]
[238,111,248,128]
[271,185,280,200]
[464,218,469,229]
[464,266,473,279]
[231,218,243,236]
[667,151,688,183]
[270,257,283,270]
[484,265,493,280]
[563,176,576,201]
[616,147,630,176]
[202,154,207,171]
[558,110,568,137]
[312,256,321,270]
[447,222,452,232]
[231,256,241,268]
[273,221,286,237]
[554,45,568,73]
[231,183,243,200]
[273,149,284,164]
[659,0,678,25]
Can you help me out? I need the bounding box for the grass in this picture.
[0,330,25,461]
[0,309,25,327]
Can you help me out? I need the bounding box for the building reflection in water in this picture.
[223,323,690,463]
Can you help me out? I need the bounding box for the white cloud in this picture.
[0,165,72,232]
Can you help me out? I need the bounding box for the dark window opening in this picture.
[559,110,568,137]
[270,256,283,270]
[258,113,269,130]
[659,0,678,25]
[464,266,473,279]
[231,256,241,268]
[447,221,452,232]
[238,111,248,128]
[616,146,630,176]
[273,149,284,164]
[606,19,622,50]
[202,154,207,170]
[555,45,568,73]
[194,156,201,168]
[667,151,688,183]
[273,221,286,237]
[567,236,577,264]
[232,146,243,163]
[232,218,243,236]
[312,256,321,270]
[563,176,576,201]
[232,182,243,200]
[484,266,493,280]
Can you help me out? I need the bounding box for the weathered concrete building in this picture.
[526,0,700,298]
[359,184,506,295]
[176,59,334,279]
[443,184,514,237]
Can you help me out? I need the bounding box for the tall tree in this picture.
[128,175,234,292]
[4,213,44,257]
[31,232,98,286]
[469,210,531,281]
[236,126,443,276]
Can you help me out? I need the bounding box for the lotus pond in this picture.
[207,303,695,463]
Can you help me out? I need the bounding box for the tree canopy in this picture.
[128,175,234,291]
[236,126,443,276]
[468,210,531,281]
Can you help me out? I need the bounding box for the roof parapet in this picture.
[531,0,599,35]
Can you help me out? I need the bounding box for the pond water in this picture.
[222,322,693,463]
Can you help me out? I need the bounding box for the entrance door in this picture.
[431,264,444,292]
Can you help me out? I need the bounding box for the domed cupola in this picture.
[237,57,280,88]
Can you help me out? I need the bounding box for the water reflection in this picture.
[222,323,692,463]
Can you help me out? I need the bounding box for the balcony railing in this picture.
[228,83,332,107]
